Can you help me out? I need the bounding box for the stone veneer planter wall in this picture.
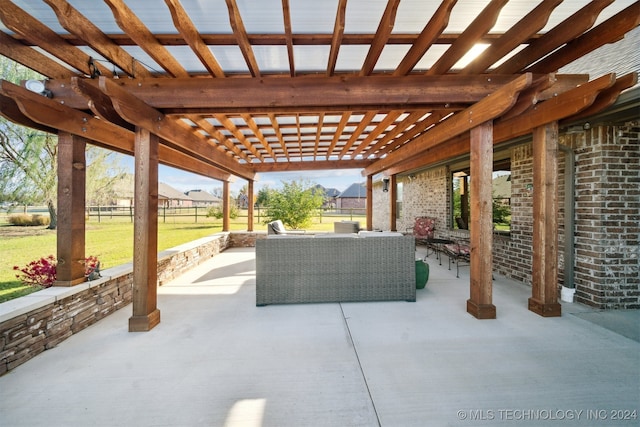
[0,232,265,376]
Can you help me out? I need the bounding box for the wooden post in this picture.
[55,132,86,286]
[467,122,496,319]
[247,179,254,232]
[529,122,562,317]
[129,127,161,332]
[389,174,397,231]
[222,180,230,232]
[366,175,373,230]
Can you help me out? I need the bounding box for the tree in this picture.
[0,56,130,228]
[255,186,270,207]
[263,179,323,229]
[85,148,128,206]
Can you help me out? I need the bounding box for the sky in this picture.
[117,153,364,195]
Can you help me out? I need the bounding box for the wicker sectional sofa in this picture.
[256,233,416,306]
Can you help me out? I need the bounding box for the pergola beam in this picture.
[384,72,633,176]
[97,77,255,180]
[364,73,534,176]
[0,80,233,182]
[44,75,540,111]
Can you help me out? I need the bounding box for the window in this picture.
[451,158,511,233]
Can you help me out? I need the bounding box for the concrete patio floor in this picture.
[1,246,638,427]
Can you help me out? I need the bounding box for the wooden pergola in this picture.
[0,0,638,330]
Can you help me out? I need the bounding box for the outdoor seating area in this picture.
[256,233,415,305]
[1,246,637,426]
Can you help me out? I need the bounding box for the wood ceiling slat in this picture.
[98,77,255,179]
[461,0,562,75]
[338,111,377,158]
[360,111,426,158]
[185,115,250,162]
[526,3,640,74]
[313,113,325,159]
[427,0,509,76]
[281,0,296,77]
[494,0,615,74]
[374,112,445,158]
[327,112,351,156]
[360,0,400,76]
[365,73,533,175]
[225,0,260,77]
[328,0,347,76]
[214,114,264,162]
[0,0,110,76]
[104,0,189,77]
[44,0,152,78]
[295,114,302,158]
[165,0,225,78]
[252,159,372,173]
[393,0,457,76]
[0,31,74,79]
[349,111,403,158]
[268,114,291,160]
[242,113,276,159]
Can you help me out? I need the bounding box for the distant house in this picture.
[159,183,193,208]
[185,189,222,207]
[111,173,134,207]
[336,182,366,212]
[313,184,340,209]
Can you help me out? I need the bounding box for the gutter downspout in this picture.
[559,144,576,302]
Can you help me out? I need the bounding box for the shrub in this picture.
[8,213,51,226]
[14,255,101,288]
[206,204,238,219]
[13,255,57,288]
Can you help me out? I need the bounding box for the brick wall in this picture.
[571,124,640,308]
[374,121,639,309]
[399,167,450,234]
[0,232,251,376]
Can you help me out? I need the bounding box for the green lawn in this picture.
[0,213,363,303]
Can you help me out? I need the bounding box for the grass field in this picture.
[0,212,363,303]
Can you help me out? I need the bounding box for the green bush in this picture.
[206,204,239,219]
[8,214,50,226]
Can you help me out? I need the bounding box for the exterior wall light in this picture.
[382,177,390,192]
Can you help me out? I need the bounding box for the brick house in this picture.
[336,182,367,213]
[373,28,639,310]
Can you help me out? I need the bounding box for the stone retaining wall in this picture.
[0,231,261,376]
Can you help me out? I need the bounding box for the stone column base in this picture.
[467,299,496,319]
[528,298,561,317]
[129,309,161,332]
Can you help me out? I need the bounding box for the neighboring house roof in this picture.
[338,182,367,198]
[159,183,192,201]
[324,187,341,198]
[185,190,221,203]
[560,26,639,89]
